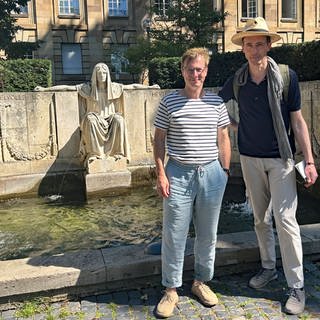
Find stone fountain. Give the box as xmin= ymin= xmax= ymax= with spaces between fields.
xmin=0 ymin=80 xmax=320 ymax=200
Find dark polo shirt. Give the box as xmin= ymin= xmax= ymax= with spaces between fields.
xmin=218 ymin=68 xmax=300 ymax=158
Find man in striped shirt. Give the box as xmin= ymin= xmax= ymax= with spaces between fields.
xmin=154 ymin=47 xmax=231 ymax=318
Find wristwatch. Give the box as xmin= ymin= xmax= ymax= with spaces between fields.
xmin=223 ymin=168 xmax=231 ymax=177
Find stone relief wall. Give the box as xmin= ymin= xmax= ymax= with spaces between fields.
xmin=0 ymin=93 xmax=55 ymax=163
xmin=0 ymin=92 xmax=81 ymax=178
xmin=123 ymin=88 xmax=171 ymax=166
xmin=299 ymin=81 xmax=320 ymax=160
xmin=0 ymin=83 xmax=319 ymax=198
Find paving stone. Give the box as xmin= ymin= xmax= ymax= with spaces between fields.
xmin=1 ymin=263 xmax=320 ymax=319
xmin=1 ymin=309 xmax=17 ymax=320
xmin=96 ymin=294 xmax=113 ymax=304
xmin=112 ymin=291 xmax=129 ymax=304
xmin=95 ymin=305 xmax=113 ymax=319
xmin=127 ymin=289 xmax=141 ymax=300
xmin=202 ymin=316 xmax=216 ymax=320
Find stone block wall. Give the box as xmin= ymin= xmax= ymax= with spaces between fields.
xmin=123 ymin=88 xmax=171 ymax=166
xmin=0 ymin=91 xmax=82 ymax=198
xmin=0 ymin=82 xmax=320 ymax=199
xmin=0 ymin=91 xmax=81 ymax=174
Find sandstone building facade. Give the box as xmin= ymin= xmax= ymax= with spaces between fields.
xmin=12 ymin=0 xmax=320 ymax=84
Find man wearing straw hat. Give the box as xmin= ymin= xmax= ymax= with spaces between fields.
xmin=219 ymin=17 xmax=318 ymax=315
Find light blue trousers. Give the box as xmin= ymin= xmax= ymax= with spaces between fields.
xmin=161 ymin=158 xmax=228 ymax=288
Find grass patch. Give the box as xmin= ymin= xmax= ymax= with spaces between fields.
xmin=14 ymin=299 xmax=46 ymax=318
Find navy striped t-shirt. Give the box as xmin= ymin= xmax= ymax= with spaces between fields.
xmin=154 ymin=90 xmax=230 ymax=164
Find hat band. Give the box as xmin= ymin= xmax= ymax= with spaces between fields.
xmin=245 ymin=28 xmax=269 ymax=33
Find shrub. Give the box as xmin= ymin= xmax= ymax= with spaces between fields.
xmin=0 ymin=59 xmax=51 ymax=92
xmin=149 ymin=40 xmax=320 ymax=88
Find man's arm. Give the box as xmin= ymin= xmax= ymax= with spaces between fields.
xmin=153 ymin=128 xmax=170 ymax=197
xmin=34 ymin=85 xmax=77 ymax=92
xmin=217 ymin=125 xmax=231 ymax=172
xmin=123 ymin=84 xmax=160 ymax=89
xmin=229 ymin=115 xmax=239 ymax=131
xmin=218 ymin=77 xmax=238 ymax=132
xmin=290 ymin=110 xmax=318 ymax=187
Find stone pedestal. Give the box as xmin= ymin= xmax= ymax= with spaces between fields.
xmin=85 ymin=170 xmax=131 ymax=198
xmin=85 ymin=157 xmax=131 ymax=197
xmin=86 ymin=157 xmax=127 ymax=174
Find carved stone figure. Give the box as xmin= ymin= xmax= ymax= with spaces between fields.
xmin=35 ymin=63 xmax=160 ymax=169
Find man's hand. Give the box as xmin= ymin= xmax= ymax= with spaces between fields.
xmin=156 ymin=173 xmax=170 ymax=198
xmin=304 ymin=163 xmax=318 ymax=188
xmin=34 ymin=86 xmax=45 ymax=92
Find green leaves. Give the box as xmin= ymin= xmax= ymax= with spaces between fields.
xmin=0 ymin=0 xmax=29 ymax=50
xmin=126 ymin=0 xmax=228 ymax=82
xmin=0 ymin=59 xmax=52 ymax=92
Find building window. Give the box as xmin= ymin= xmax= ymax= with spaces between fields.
xmin=59 ymin=0 xmax=80 ymax=15
xmin=242 ymin=0 xmax=258 ymax=18
xmin=110 ymin=46 xmax=129 ymax=78
xmin=282 ymin=0 xmax=297 ymax=19
xmin=154 ymin=0 xmax=171 ymax=17
xmin=11 ymin=3 xmax=29 ymax=15
xmin=19 ymin=5 xmax=28 ymax=15
xmin=213 ymin=0 xmax=222 ymax=11
xmin=61 ymin=44 xmax=82 ymax=74
xmin=108 ymin=0 xmax=128 ymax=17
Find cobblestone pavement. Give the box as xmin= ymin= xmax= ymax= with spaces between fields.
xmin=1 ymin=261 xmax=320 ymax=320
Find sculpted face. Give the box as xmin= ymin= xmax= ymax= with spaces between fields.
xmin=96 ymin=64 xmax=109 ymax=83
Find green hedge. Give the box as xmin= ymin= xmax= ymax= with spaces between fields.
xmin=1 ymin=40 xmax=319 ymax=91
xmin=0 ymin=59 xmax=52 ymax=92
xmin=149 ymin=57 xmax=183 ymax=89
xmin=149 ymin=40 xmax=320 ymax=88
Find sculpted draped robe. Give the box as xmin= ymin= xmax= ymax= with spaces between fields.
xmin=77 ymin=63 xmax=130 ymax=165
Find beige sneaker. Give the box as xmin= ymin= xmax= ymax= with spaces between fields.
xmin=248 ymin=268 xmax=278 ymax=289
xmin=191 ymin=282 xmax=218 ymax=306
xmin=156 ymin=290 xmax=179 ymax=318
xmin=284 ymin=288 xmax=305 ymax=315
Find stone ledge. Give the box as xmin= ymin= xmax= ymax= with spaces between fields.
xmin=0 ymin=224 xmax=319 ymax=302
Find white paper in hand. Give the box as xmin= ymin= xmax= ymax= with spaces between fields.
xmin=295 ymin=160 xmax=307 ymax=180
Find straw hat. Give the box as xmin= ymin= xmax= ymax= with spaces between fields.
xmin=231 ymin=17 xmax=281 ymax=46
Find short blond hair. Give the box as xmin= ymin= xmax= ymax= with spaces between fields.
xmin=181 ymin=47 xmax=210 ymax=68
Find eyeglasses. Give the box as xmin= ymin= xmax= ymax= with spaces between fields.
xmin=184 ymin=67 xmax=207 ymax=75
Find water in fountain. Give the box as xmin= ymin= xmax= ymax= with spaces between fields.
xmin=0 ymin=183 xmax=318 ymax=261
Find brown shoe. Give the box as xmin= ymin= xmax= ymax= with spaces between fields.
xmin=191 ymin=282 xmax=218 ymax=306
xmin=156 ymin=290 xmax=179 ymax=318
